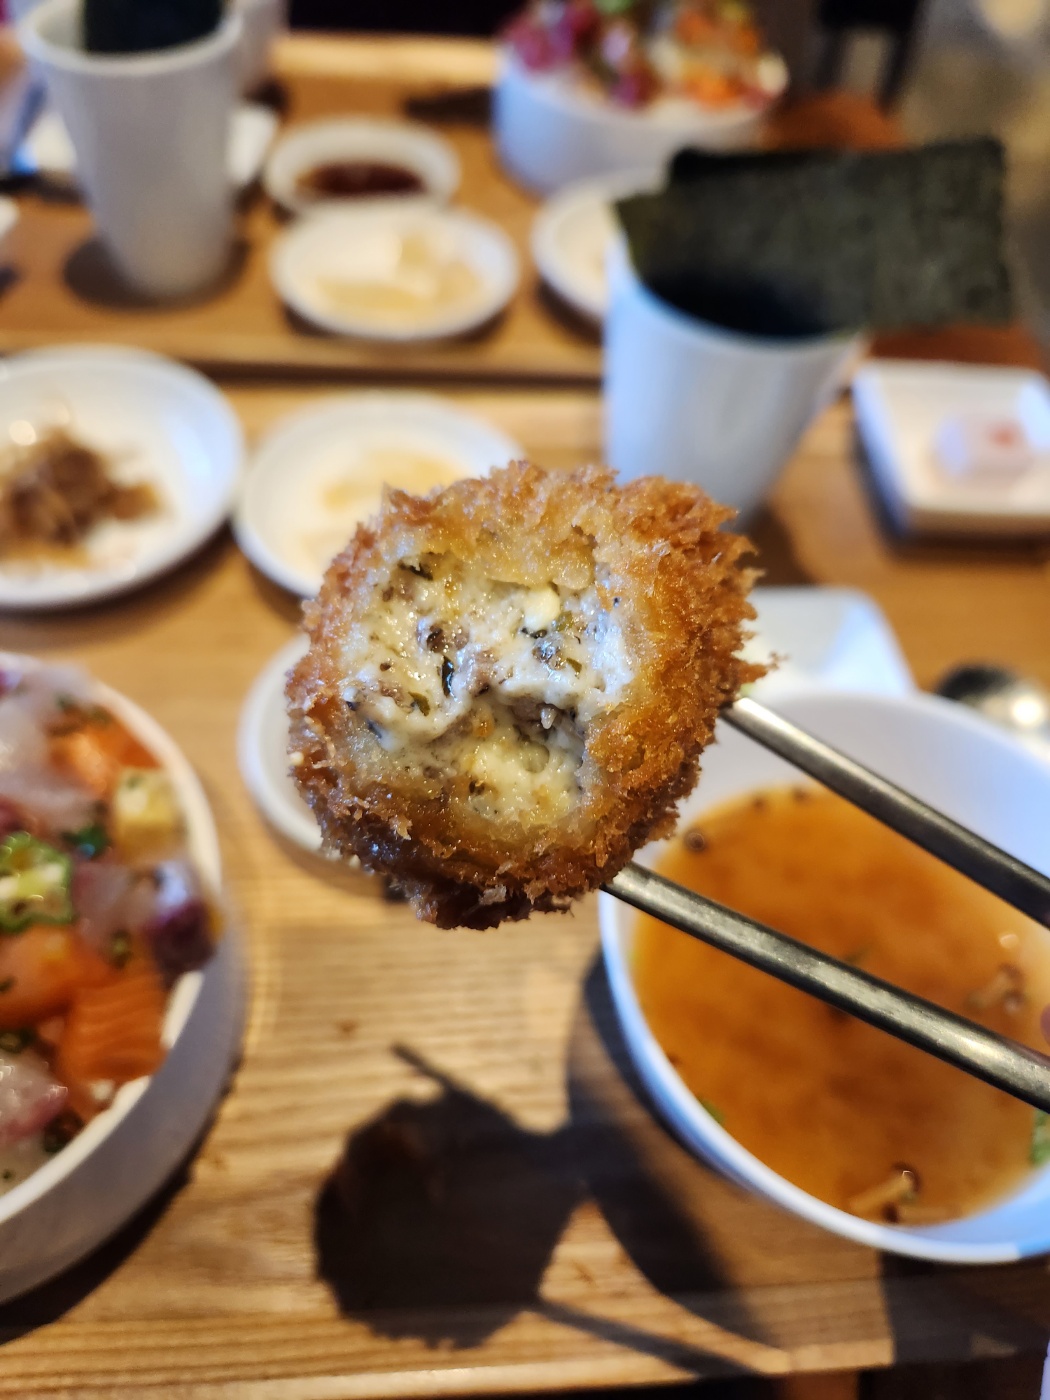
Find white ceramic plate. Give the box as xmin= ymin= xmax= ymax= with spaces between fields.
xmin=238 ymin=633 xmax=319 ymax=853
xmin=532 ymin=169 xmax=658 ymax=321
xmin=270 ymin=204 xmax=520 ymax=342
xmin=0 ymin=653 xmax=244 ymax=1303
xmin=264 ymin=116 xmax=460 ymax=215
xmin=20 ymin=100 xmax=278 ymax=193
xmin=234 ymin=393 xmax=524 ymax=597
xmin=0 ymin=345 xmax=243 ymax=610
xmin=600 ymin=685 xmax=1050 ymax=1263
xmin=853 ymin=360 xmax=1050 ymax=537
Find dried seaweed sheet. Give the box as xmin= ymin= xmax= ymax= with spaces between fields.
xmin=616 ymin=140 xmax=1012 ymax=338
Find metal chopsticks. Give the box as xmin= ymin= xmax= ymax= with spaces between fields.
xmin=603 ymin=696 xmax=1050 ymax=1114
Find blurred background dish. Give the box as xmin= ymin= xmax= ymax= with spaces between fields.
xmin=238 ymin=634 xmax=319 ymax=853
xmin=495 ymin=48 xmax=782 ymax=194
xmin=0 ymin=653 xmax=244 ymax=1304
xmin=264 ymin=116 xmax=460 ymax=215
xmin=269 ymin=204 xmax=520 ymax=340
xmin=853 ymin=360 xmax=1050 ymax=537
xmin=0 ymin=345 xmax=242 ymax=609
xmin=233 ymin=392 xmax=524 ymax=597
xmin=600 ymin=685 xmax=1050 ymax=1264
xmin=531 ymin=168 xmax=658 ymax=321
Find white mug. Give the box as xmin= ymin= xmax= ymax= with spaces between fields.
xmin=603 ymin=240 xmax=863 ymax=522
xmin=20 ymin=0 xmax=241 ymax=301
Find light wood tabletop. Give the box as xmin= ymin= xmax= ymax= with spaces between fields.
xmin=0 ymin=29 xmax=1048 ymax=1400
xmin=0 ymin=382 xmax=1046 ymax=1399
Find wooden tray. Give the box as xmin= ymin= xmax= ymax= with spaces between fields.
xmin=1 ymin=383 xmax=1049 ymax=1398
xmin=0 ymin=34 xmax=606 ymax=385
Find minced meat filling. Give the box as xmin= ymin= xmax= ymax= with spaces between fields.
xmin=337 ymin=551 xmax=634 ymax=822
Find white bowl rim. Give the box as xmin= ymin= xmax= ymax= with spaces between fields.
xmin=0 ymin=652 xmax=224 ymax=1228
xmin=269 ymin=204 xmax=521 ymax=343
xmin=0 ymin=343 xmax=244 ymax=610
xmin=263 ymin=115 xmax=461 ymax=215
xmin=599 ymin=682 xmax=1050 ymax=1264
xmin=498 ymin=46 xmax=783 ymax=128
xmin=233 ymin=390 xmax=526 ymax=597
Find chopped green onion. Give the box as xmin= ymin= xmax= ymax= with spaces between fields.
xmin=109 ymin=930 xmax=132 ymax=969
xmin=63 ymin=822 xmax=110 ymax=861
xmin=0 ymin=832 xmax=75 ymax=933
xmin=1031 ymin=1111 xmax=1050 ymax=1166
xmin=700 ymin=1099 xmax=725 ymax=1126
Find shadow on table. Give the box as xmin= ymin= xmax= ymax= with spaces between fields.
xmin=313 ymin=965 xmax=770 ymax=1373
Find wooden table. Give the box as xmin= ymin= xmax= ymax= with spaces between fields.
xmin=0 ymin=382 xmax=1046 ymax=1399
xmin=0 ymin=31 xmax=1049 ymax=1400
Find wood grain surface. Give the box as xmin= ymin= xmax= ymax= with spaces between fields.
xmin=0 ymin=383 xmax=1046 ymax=1398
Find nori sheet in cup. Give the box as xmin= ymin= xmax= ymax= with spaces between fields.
xmin=615 ymin=140 xmax=1012 ymax=339
xmin=84 ymin=0 xmax=222 ymax=54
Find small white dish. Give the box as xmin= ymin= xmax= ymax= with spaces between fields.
xmin=853 ymin=360 xmax=1050 ymax=537
xmin=532 ymin=169 xmax=658 ymax=321
xmin=263 ymin=117 xmax=460 ymax=216
xmin=0 ymin=198 xmax=19 ymax=244
xmin=234 ymin=392 xmax=523 ymax=597
xmin=270 ymin=204 xmax=520 ymax=343
xmin=0 ymin=653 xmax=244 ymax=1303
xmin=238 ymin=634 xmax=319 ymax=853
xmin=747 ymin=585 xmax=913 ymax=699
xmin=20 ymin=100 xmax=278 ymax=194
xmin=495 ymin=50 xmax=782 ymax=195
xmin=0 ymin=345 xmax=243 ymax=610
xmin=600 ymin=685 xmax=1050 ymax=1264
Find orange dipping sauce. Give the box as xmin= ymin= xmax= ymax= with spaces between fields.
xmin=633 ymin=786 xmax=1050 ymax=1222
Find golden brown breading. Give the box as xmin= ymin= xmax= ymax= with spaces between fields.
xmin=287 ymin=461 xmax=760 ymax=928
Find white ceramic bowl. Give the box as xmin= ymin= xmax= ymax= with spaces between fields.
xmin=495 ymin=49 xmax=779 ymax=195
xmin=233 ymin=392 xmax=524 ymax=597
xmin=0 ymin=345 xmax=243 ymax=610
xmin=270 ymin=204 xmax=520 ymax=343
xmin=264 ymin=117 xmax=460 ymax=216
xmin=599 ymin=685 xmax=1050 ymax=1264
xmin=0 ymin=655 xmax=245 ymax=1303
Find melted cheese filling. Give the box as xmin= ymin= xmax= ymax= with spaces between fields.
xmin=340 ymin=553 xmax=633 ymax=822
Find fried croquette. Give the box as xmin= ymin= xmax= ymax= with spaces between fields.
xmin=287 ymin=461 xmax=760 ymax=929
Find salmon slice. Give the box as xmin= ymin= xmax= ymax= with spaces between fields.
xmin=55 ymin=956 xmax=166 ymax=1117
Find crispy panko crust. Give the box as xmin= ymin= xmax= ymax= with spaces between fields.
xmin=287 ymin=461 xmax=761 ymax=928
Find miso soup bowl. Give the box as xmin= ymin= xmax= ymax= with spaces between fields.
xmin=599 ymin=685 xmax=1050 ymax=1263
